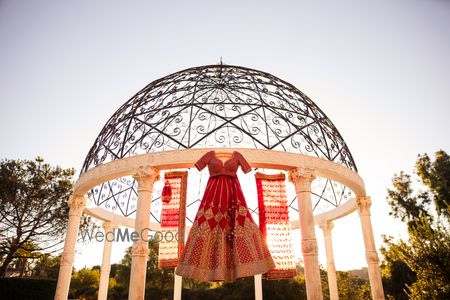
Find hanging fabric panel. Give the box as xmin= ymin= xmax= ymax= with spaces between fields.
xmin=158 ymin=171 xmax=187 ymax=268
xmin=255 ymin=172 xmax=297 ymax=279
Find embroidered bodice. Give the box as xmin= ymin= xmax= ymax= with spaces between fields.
xmin=195 ymin=151 xmax=252 ymax=177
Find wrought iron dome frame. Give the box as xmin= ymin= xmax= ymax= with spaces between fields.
xmin=81 ymin=64 xmax=357 ymax=217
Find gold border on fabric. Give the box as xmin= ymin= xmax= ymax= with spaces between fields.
xmin=176 ymin=221 xmax=275 ymax=282
xmin=255 ymin=172 xmax=297 ymax=280
xmin=158 ymin=171 xmax=188 ymax=268
xmin=254 ymin=172 xmax=286 ymax=181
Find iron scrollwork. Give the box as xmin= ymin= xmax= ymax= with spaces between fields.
xmin=81 ymin=64 xmax=358 ymax=217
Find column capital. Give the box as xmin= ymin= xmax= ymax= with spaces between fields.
xmin=102 ymin=221 xmax=117 ymax=232
xmin=288 ymin=167 xmax=316 ymax=182
xmin=133 ymin=166 xmax=159 ymax=190
xmin=131 ymin=241 xmax=149 ymax=257
xmin=356 ymin=196 xmax=372 ymax=216
xmin=68 ymin=195 xmax=86 ymax=216
xmin=288 ymin=168 xmax=316 ymax=192
xmin=319 ymin=220 xmax=334 ymax=235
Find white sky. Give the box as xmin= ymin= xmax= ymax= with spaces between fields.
xmin=1 ymin=0 xmax=450 ymax=271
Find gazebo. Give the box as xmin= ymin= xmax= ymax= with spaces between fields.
xmin=54 ymin=65 xmax=384 ymax=300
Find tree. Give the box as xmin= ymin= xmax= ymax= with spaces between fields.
xmin=9 ymin=241 xmax=40 ymax=277
xmin=0 ymin=157 xmax=77 ymax=277
xmin=382 ymin=150 xmax=450 ymax=299
xmin=146 ymin=239 xmax=174 ymax=290
xmin=32 ymin=253 xmax=61 ymax=279
xmin=386 ymin=171 xmax=431 ymax=223
xmin=380 ymin=239 xmax=416 ymax=300
xmin=106 ymin=239 xmax=175 ymax=299
xmin=415 ymin=151 xmax=450 ymax=219
xmin=334 ymin=271 xmax=370 ymax=300
xmin=69 ymin=267 xmax=100 ymax=300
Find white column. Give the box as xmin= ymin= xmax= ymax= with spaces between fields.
xmin=128 ymin=167 xmax=159 ymax=300
xmin=254 ymin=274 xmax=263 ymax=300
xmin=356 ymin=196 xmax=384 ymax=300
xmin=173 ymin=229 xmax=184 ymax=300
xmin=173 ymin=274 xmax=182 ymax=300
xmin=98 ymin=221 xmax=116 ymax=300
xmin=288 ymin=168 xmax=323 ymax=300
xmin=54 ymin=195 xmax=87 ymax=300
xmin=319 ymin=220 xmax=338 ymax=300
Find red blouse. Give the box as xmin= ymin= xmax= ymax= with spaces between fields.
xmin=195 ymin=151 xmax=252 ymax=177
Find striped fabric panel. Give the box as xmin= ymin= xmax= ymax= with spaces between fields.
xmin=158 ymin=171 xmax=187 ymax=268
xmin=255 ymin=172 xmax=297 ymax=279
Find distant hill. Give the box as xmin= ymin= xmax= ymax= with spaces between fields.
xmin=346 ymin=267 xmax=369 ymax=281
xmin=294 ymin=261 xmax=369 ymax=282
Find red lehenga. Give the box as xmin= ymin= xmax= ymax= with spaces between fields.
xmin=175 ymin=150 xmax=275 ymax=282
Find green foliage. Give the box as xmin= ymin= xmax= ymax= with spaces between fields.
xmin=182 ymin=276 xmax=210 ymax=290
xmin=19 ymin=243 xmax=371 ymax=300
xmin=66 ymin=240 xmax=371 ymax=299
xmin=399 ymin=218 xmax=449 ymax=299
xmin=383 ymin=150 xmax=450 ymax=299
xmin=105 ymin=240 xmax=175 ymax=299
xmin=263 ymin=275 xmax=307 ymax=300
xmin=180 ymin=276 xmax=307 ymax=300
xmin=106 ymin=251 xmax=131 ymax=299
xmin=386 ymin=171 xmax=431 ymax=223
xmin=357 ymin=282 xmax=372 ymax=300
xmin=319 ymin=267 xmax=370 ymax=300
xmin=146 ymin=239 xmax=175 ymax=290
xmin=6 ymin=240 xmax=40 ymax=277
xmin=69 ymin=267 xmax=100 ymax=300
xmin=335 ymin=271 xmax=370 ymax=300
xmin=416 ymin=151 xmax=450 ymax=219
xmin=0 ymin=157 xmax=73 ymax=277
xmin=380 ymin=239 xmax=415 ymax=300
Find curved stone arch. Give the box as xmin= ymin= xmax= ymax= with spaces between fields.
xmin=75 ymin=148 xmax=364 ymax=232
xmin=75 ymin=148 xmax=365 ymax=197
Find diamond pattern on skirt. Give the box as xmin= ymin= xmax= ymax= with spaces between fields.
xmin=176 ymin=175 xmax=275 ymax=282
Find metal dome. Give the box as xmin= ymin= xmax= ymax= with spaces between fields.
xmin=82 ymin=64 xmax=356 ymax=173
xmin=82 ymin=64 xmax=357 ymax=217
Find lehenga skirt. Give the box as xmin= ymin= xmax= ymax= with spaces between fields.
xmin=176 ymin=175 xmax=275 ymax=282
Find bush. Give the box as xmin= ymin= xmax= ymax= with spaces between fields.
xmin=0 ymin=277 xmax=57 ymax=300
